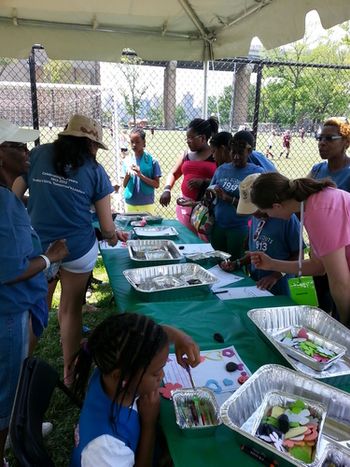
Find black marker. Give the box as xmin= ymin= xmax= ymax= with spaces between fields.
xmin=241 ymin=445 xmax=278 ymax=466
xmin=213 ymin=290 xmax=228 ymax=294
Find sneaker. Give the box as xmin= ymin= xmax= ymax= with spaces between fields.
xmin=5 ymin=422 xmax=53 ymax=450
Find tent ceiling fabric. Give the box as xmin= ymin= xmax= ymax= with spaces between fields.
xmin=0 ymin=0 xmax=349 ymax=61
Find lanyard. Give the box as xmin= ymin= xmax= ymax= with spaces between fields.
xmin=298 ymin=201 xmax=304 ymax=278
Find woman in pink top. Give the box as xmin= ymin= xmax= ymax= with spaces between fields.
xmin=246 ymin=172 xmax=350 ymax=327
xmin=159 ymin=117 xmax=218 ymax=232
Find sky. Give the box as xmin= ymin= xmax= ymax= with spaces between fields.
xmin=100 ymin=11 xmax=347 ymax=110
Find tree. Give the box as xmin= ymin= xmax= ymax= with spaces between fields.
xmin=175 ymin=105 xmax=187 ymax=128
xmin=120 ymin=49 xmax=148 ymax=125
xmin=207 ymin=85 xmax=233 ymax=127
xmin=259 ymin=34 xmax=350 ymax=127
xmin=148 ymin=102 xmax=164 ymax=127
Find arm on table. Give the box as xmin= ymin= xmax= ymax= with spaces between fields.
xmin=162 ymin=325 xmax=200 ymax=368
xmin=94 ymin=195 xmax=128 ymax=245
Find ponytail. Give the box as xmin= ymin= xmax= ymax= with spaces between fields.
xmin=188 ymin=116 xmax=219 ymax=141
xmin=251 ymin=173 xmax=336 ymax=209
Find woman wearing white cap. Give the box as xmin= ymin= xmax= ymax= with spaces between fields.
xmin=0 ymin=120 xmax=68 ymax=464
xmin=13 ymin=114 xmax=128 ymax=384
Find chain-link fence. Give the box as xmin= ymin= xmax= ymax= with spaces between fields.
xmin=1 ymin=46 xmax=350 ymax=217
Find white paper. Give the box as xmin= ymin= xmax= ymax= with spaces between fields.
xmin=208 ymin=264 xmax=244 ymax=291
xmin=163 ymin=346 xmax=251 ymax=395
xmin=176 ymin=243 xmax=214 ymax=255
xmin=215 ymin=286 xmax=273 ymax=300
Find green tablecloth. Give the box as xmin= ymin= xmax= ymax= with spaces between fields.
xmin=100 ymin=220 xmax=350 ymax=467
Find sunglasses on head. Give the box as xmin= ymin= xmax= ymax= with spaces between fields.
xmin=253 ymin=219 xmax=266 ymax=242
xmin=0 ymin=142 xmax=28 ymax=150
xmin=315 ymin=135 xmax=342 ymax=142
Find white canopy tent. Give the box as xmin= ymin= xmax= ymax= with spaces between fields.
xmin=0 ymin=0 xmax=349 ymax=62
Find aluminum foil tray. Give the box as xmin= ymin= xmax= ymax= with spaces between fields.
xmin=123 ymin=263 xmax=217 ymax=293
xmin=127 ymin=240 xmax=183 ymax=263
xmin=247 ymin=306 xmax=350 ymax=379
xmin=171 ymin=388 xmax=221 ymax=436
xmin=251 ymin=390 xmax=327 ymax=465
xmin=185 ymin=250 xmax=231 ymax=263
xmin=133 ymin=226 xmax=179 ymax=238
xmin=220 ymin=364 xmax=350 ymax=467
xmin=319 ymin=443 xmax=350 ymax=466
xmin=114 ymin=212 xmax=152 ymax=224
xmin=275 ymin=326 xmax=347 ymax=372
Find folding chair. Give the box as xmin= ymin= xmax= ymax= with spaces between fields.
xmin=9 ymin=356 xmax=81 ymax=467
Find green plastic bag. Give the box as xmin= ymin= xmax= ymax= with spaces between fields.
xmin=288 ymin=276 xmax=318 ymax=307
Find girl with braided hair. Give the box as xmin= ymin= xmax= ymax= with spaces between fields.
xmin=244 ymin=172 xmax=350 ymax=327
xmin=71 ymin=313 xmax=199 ymax=467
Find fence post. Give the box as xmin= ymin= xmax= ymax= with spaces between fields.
xmin=28 ymin=45 xmax=41 ymax=145
xmin=252 ymin=60 xmax=263 ymax=145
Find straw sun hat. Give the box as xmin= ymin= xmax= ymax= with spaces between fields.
xmin=58 ymin=114 xmax=108 ymax=150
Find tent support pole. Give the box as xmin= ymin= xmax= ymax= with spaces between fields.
xmin=28 ymin=45 xmax=42 ymax=145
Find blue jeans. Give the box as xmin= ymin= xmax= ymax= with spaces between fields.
xmin=0 ymin=311 xmax=29 ymax=429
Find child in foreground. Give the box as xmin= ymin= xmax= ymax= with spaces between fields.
xmin=220 ymin=174 xmax=302 ymax=296
xmin=70 ymin=313 xmax=199 ymax=467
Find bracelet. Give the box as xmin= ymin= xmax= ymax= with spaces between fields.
xmin=163 ymin=188 xmax=171 ymax=193
xmin=39 ymin=254 xmax=51 ymax=271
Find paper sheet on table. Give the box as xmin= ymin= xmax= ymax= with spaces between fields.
xmin=99 ymin=240 xmax=128 ymax=250
xmin=176 ymin=243 xmax=214 ymax=255
xmin=208 ymin=264 xmax=244 ymax=291
xmin=215 ymin=286 xmax=273 ymax=300
xmin=163 ymin=346 xmax=251 ymax=396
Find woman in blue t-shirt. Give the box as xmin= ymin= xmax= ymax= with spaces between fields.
xmin=0 ymin=120 xmax=68 ymax=463
xmin=13 ymin=114 xmax=128 ymax=385
xmin=123 ymin=127 xmax=161 ymax=215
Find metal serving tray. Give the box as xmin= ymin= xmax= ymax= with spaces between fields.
xmin=185 ymin=250 xmax=231 ymax=263
xmin=133 ymin=226 xmax=179 ymax=238
xmin=123 ymin=263 xmax=217 ymax=293
xmin=171 ymin=388 xmax=221 ymax=436
xmin=274 ymin=326 xmax=347 ymax=372
xmin=319 ymin=442 xmax=350 ymax=466
xmin=247 ymin=306 xmax=350 ymax=379
xmin=220 ymin=364 xmax=350 ymax=467
xmin=127 ymin=240 xmax=183 ymax=263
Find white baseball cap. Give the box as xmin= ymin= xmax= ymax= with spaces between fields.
xmin=236 ymin=173 xmax=261 ymax=215
xmin=0 ymin=119 xmax=40 ymax=145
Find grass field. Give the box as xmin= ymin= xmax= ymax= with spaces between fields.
xmin=9 ymin=127 xmax=321 ymax=466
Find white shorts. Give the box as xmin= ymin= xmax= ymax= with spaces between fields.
xmin=61 ymin=239 xmax=98 ymax=273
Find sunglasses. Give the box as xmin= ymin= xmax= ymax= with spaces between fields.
xmin=253 ymin=219 xmax=266 ymax=242
xmin=0 ymin=142 xmax=28 ymax=150
xmin=315 ymin=135 xmax=342 ymax=142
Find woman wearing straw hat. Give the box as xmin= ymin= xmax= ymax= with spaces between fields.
xmin=0 ymin=119 xmax=68 ymax=464
xmin=14 ymin=114 xmax=128 ymax=384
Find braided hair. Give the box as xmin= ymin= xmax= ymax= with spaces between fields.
xmin=250 ymin=172 xmax=336 ymax=209
xmin=130 ymin=127 xmax=146 ymax=144
xmin=72 ymin=313 xmax=168 ymax=425
xmin=188 ymin=117 xmax=219 ymax=141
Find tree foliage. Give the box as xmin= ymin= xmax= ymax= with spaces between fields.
xmin=120 ymin=50 xmax=148 ymax=125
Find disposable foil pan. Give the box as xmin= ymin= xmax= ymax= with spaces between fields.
xmin=247 ymin=306 xmax=350 ymax=379
xmin=127 ymin=240 xmax=183 ymax=263
xmin=123 ymin=263 xmax=217 ymax=293
xmin=274 ymin=326 xmax=347 ymax=372
xmin=185 ymin=250 xmax=231 ymax=263
xmin=133 ymin=226 xmax=179 ymax=238
xmin=251 ymin=390 xmax=327 ymax=465
xmin=171 ymin=388 xmax=221 ymax=436
xmin=319 ymin=443 xmax=350 ymax=466
xmin=220 ymin=364 xmax=350 ymax=467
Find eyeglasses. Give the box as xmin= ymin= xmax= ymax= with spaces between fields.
xmin=186 ymin=135 xmax=203 ymax=142
xmin=253 ymin=219 xmax=266 ymax=242
xmin=0 ymin=142 xmax=28 ymax=150
xmin=315 ymin=135 xmax=343 ymax=142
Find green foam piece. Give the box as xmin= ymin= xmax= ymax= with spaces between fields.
xmin=290 ymin=445 xmax=312 ymax=463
